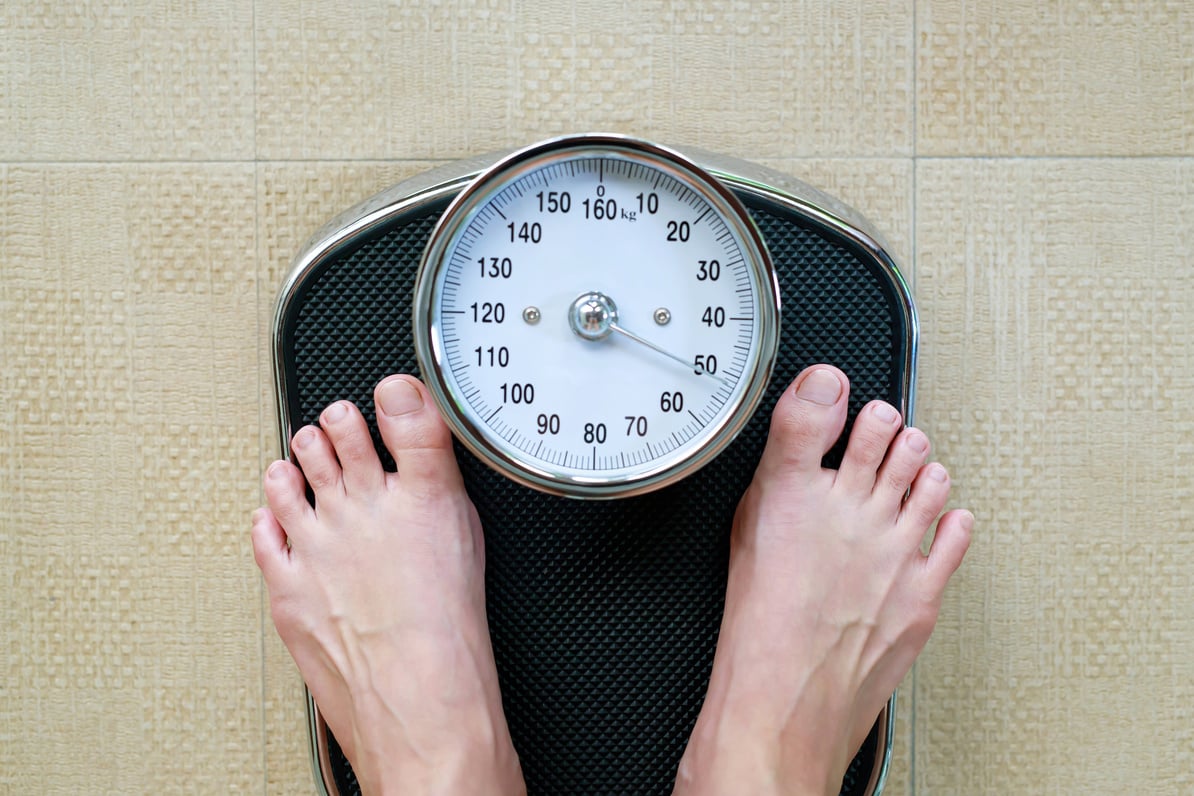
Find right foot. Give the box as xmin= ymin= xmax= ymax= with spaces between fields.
xmin=251 ymin=375 xmax=525 ymax=796
xmin=675 ymin=366 xmax=972 ymax=796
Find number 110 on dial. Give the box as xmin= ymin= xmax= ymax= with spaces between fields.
xmin=414 ymin=134 xmax=780 ymax=499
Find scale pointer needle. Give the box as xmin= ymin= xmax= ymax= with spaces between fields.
xmin=607 ymin=322 xmax=730 ymax=385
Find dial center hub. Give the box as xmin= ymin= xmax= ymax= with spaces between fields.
xmin=569 ymin=291 xmax=618 ymax=341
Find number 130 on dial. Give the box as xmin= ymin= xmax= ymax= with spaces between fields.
xmin=413 ymin=134 xmax=781 ymax=499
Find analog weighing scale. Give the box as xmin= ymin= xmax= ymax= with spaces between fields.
xmin=273 ymin=134 xmax=915 ymax=795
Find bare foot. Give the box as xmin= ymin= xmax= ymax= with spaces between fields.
xmin=674 ymin=366 xmax=972 ymax=796
xmin=251 ymin=375 xmax=525 ymax=796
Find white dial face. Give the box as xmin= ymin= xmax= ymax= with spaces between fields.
xmin=415 ymin=137 xmax=779 ymax=497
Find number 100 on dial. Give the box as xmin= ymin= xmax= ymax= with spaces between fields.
xmin=413 ymin=134 xmax=780 ymax=498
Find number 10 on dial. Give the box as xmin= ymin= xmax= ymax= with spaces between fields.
xmin=413 ymin=134 xmax=780 ymax=498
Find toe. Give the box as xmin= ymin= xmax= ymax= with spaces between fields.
xmin=374 ymin=375 xmax=463 ymax=492
xmin=290 ymin=424 xmax=343 ymax=500
xmin=923 ymin=509 xmax=973 ymax=590
xmin=263 ymin=459 xmax=315 ymax=535
xmin=319 ymin=401 xmax=384 ymax=494
xmin=897 ymin=461 xmax=950 ymax=537
xmin=756 ymin=366 xmax=850 ymax=478
xmin=836 ymin=400 xmax=903 ymax=493
xmin=250 ymin=506 xmax=291 ymax=578
xmin=873 ymin=427 xmax=931 ymax=504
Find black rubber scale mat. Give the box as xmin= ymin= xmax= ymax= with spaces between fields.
xmin=277 ymin=189 xmax=910 ymax=795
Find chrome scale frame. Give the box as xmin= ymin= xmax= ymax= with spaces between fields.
xmin=272 ymin=134 xmax=917 ymax=796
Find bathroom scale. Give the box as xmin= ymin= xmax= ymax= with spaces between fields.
xmin=272 ymin=134 xmax=915 ymax=795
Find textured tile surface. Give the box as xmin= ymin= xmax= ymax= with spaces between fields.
xmin=0 ymin=165 xmax=263 ymax=790
xmin=0 ymin=2 xmax=255 ymax=161
xmin=2 ymin=1 xmax=1192 ymax=793
xmin=918 ymin=0 xmax=1194 ymax=155
xmin=255 ymin=0 xmax=914 ymax=159
xmin=913 ymin=158 xmax=1194 ymax=793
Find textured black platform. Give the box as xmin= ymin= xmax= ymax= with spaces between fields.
xmin=276 ymin=174 xmax=912 ymax=795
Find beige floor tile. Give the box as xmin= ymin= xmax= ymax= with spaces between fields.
xmin=0 ymin=3 xmax=254 ymax=161
xmin=912 ymin=158 xmax=1194 ymax=793
xmin=917 ymin=0 xmax=1194 ymax=155
xmin=0 ymin=164 xmax=264 ymax=791
xmin=3 ymin=0 xmax=1191 ymax=792
xmin=255 ymin=0 xmax=914 ymax=160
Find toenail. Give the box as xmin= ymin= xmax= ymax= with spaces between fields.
xmin=795 ymin=369 xmax=842 ymax=406
xmin=873 ymin=403 xmax=899 ymax=424
xmin=377 ymin=378 xmax=423 ymax=416
xmin=927 ymin=463 xmax=948 ymax=482
xmin=322 ymin=402 xmax=348 ymax=423
xmin=293 ymin=428 xmax=314 ymax=449
xmin=906 ymin=432 xmax=929 ymax=454
xmin=251 ymin=508 xmax=266 ymax=524
xmin=267 ymin=461 xmax=287 ymax=479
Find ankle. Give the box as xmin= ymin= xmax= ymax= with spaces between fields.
xmin=347 ymin=703 xmax=524 ymax=796
xmin=674 ymin=739 xmax=837 ymax=796
xmin=674 ymin=689 xmax=843 ymax=796
xmin=360 ymin=743 xmax=525 ymax=796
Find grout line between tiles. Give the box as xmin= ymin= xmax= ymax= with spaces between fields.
xmin=250 ymin=0 xmax=269 ymax=791
xmin=3 ymin=154 xmax=1194 ymax=167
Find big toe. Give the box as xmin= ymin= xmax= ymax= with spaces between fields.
xmin=756 ymin=365 xmax=850 ymax=478
xmin=374 ymin=375 xmax=464 ymax=492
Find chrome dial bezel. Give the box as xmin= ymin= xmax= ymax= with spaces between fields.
xmin=411 ymin=133 xmax=781 ymax=499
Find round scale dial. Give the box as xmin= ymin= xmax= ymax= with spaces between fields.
xmin=414 ymin=134 xmax=780 ymax=498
